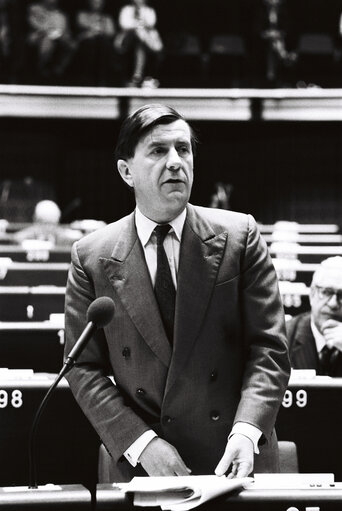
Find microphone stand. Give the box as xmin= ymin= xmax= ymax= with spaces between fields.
xmin=28 ymin=357 xmax=74 ymax=489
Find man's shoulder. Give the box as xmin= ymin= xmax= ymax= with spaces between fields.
xmin=190 ymin=204 xmax=249 ymax=226
xmin=188 ymin=204 xmax=254 ymax=237
xmin=73 ymin=213 xmax=133 ymax=258
xmin=286 ymin=312 xmax=311 ymax=338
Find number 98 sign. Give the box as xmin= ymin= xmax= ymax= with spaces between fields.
xmin=282 ymin=389 xmax=307 ymax=408
xmin=0 ymin=390 xmax=23 ymax=408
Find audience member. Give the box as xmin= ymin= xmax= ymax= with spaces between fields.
xmin=25 ymin=0 xmax=76 ymax=83
xmin=0 ymin=0 xmax=10 ymax=82
xmin=287 ymin=256 xmax=342 ymax=376
xmin=13 ymin=199 xmax=82 ymax=246
xmin=64 ymin=103 xmax=290 ymax=482
xmin=74 ymin=0 xmax=120 ymax=86
xmin=114 ymin=0 xmax=163 ymax=87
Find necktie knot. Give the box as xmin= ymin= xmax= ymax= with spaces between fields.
xmin=154 ymin=224 xmax=172 ymax=245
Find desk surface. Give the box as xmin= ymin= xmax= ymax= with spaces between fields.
xmin=96 ymin=482 xmax=342 ymax=510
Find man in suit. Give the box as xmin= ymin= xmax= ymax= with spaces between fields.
xmin=64 ymin=103 xmax=290 ymax=482
xmin=287 ymin=256 xmax=342 ymax=376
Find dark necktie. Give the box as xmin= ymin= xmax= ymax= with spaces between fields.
xmin=154 ymin=224 xmax=175 ymax=344
xmin=319 ymin=345 xmax=339 ymax=376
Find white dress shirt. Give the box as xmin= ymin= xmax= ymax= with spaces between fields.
xmin=311 ymin=318 xmax=327 ymax=354
xmin=124 ymin=207 xmax=261 ymax=467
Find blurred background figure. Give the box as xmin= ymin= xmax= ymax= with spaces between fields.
xmin=114 ymin=0 xmax=163 ymax=87
xmin=0 ymin=0 xmax=11 ymax=82
xmin=25 ymin=0 xmax=76 ymax=84
xmin=0 ymin=177 xmax=56 ymax=223
xmin=73 ymin=0 xmax=120 ymax=86
xmin=13 ymin=199 xmax=82 ymax=246
xmin=209 ymin=182 xmax=233 ymax=210
xmin=254 ymin=0 xmax=296 ymax=86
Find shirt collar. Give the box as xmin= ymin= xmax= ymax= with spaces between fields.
xmin=311 ymin=317 xmax=327 ymax=353
xmin=135 ymin=206 xmax=186 ymax=247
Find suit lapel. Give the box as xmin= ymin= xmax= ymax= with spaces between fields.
xmin=100 ymin=213 xmax=172 ymax=368
xmin=165 ymin=205 xmax=227 ymax=395
xmin=291 ymin=315 xmax=319 ymax=370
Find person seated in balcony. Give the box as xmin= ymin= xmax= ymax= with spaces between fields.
xmin=25 ymin=0 xmax=76 ymax=83
xmin=74 ymin=0 xmax=120 ymax=86
xmin=287 ymin=257 xmax=342 ymax=376
xmin=0 ymin=0 xmax=11 ymax=82
xmin=13 ymin=200 xmax=82 ymax=246
xmin=114 ymin=0 xmax=163 ymax=87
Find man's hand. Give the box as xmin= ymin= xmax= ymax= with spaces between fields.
xmin=139 ymin=437 xmax=191 ymax=476
xmin=215 ymin=434 xmax=254 ymax=478
xmin=322 ymin=319 xmax=342 ymax=351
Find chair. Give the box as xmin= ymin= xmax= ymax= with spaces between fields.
xmin=278 ymin=440 xmax=299 ymax=473
xmin=295 ymin=33 xmax=336 ymax=86
xmin=160 ymin=32 xmax=204 ymax=87
xmin=206 ymin=34 xmax=247 ymax=87
xmin=98 ymin=444 xmax=113 ymax=483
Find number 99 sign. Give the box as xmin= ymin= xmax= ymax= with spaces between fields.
xmin=282 ymin=389 xmax=307 ymax=408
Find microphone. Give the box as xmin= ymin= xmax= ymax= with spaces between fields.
xmin=63 ymin=296 xmax=115 ymax=373
xmin=28 ymin=296 xmax=115 ymax=489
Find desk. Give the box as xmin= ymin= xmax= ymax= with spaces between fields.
xmin=0 ymin=286 xmax=65 ymax=321
xmin=0 ymin=321 xmax=65 ymax=372
xmin=0 ymin=262 xmax=69 ymax=286
xmin=0 ymin=373 xmax=99 ymax=488
xmin=0 ymin=484 xmax=91 ymax=510
xmin=276 ymin=378 xmax=342 ymax=481
xmin=270 ymin=244 xmax=342 ymax=264
xmin=264 ymin=234 xmax=342 ymax=245
xmin=0 ymin=246 xmax=71 ymax=263
xmin=96 ymin=482 xmax=342 ymax=510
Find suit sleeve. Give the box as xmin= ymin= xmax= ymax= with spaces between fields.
xmin=233 ymin=215 xmax=291 ymax=442
xmin=64 ymin=242 xmax=151 ymax=462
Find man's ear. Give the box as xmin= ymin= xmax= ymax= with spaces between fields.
xmin=117 ymin=159 xmax=134 ymax=188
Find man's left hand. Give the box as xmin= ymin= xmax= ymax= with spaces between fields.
xmin=322 ymin=319 xmax=342 ymax=351
xmin=214 ymin=433 xmax=254 ymax=478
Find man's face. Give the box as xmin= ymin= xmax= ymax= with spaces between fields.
xmin=310 ymin=268 xmax=342 ymax=332
xmin=118 ymin=120 xmax=194 ymax=223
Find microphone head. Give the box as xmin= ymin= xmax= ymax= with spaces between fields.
xmin=87 ymin=296 xmax=115 ymax=328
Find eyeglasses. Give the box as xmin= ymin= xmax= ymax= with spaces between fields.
xmin=314 ymin=285 xmax=342 ymax=306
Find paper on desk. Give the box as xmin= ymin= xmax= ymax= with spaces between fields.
xmin=115 ymin=475 xmax=253 ymax=511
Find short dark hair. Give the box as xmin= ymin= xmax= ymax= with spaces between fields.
xmin=115 ymin=103 xmax=198 ymax=163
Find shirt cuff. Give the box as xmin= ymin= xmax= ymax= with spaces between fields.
xmin=229 ymin=422 xmax=262 ymax=454
xmin=123 ymin=430 xmax=158 ymax=467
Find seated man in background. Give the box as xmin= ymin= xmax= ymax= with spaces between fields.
xmin=13 ymin=199 xmax=82 ymax=246
xmin=114 ymin=0 xmax=163 ymax=87
xmin=287 ymin=256 xmax=342 ymax=376
xmin=26 ymin=0 xmax=75 ymax=83
xmin=74 ymin=0 xmax=120 ymax=86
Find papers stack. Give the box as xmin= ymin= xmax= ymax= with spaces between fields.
xmin=115 ymin=475 xmax=253 ymax=510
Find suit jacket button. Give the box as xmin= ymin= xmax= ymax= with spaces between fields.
xmin=122 ymin=347 xmax=131 ymax=358
xmin=136 ymin=388 xmax=146 ymax=397
xmin=162 ymin=416 xmax=172 ymax=425
xmin=210 ymin=411 xmax=220 ymax=421
xmin=210 ymin=370 xmax=218 ymax=382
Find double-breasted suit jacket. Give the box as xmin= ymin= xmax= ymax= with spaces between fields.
xmin=64 ymin=204 xmax=290 ymax=481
